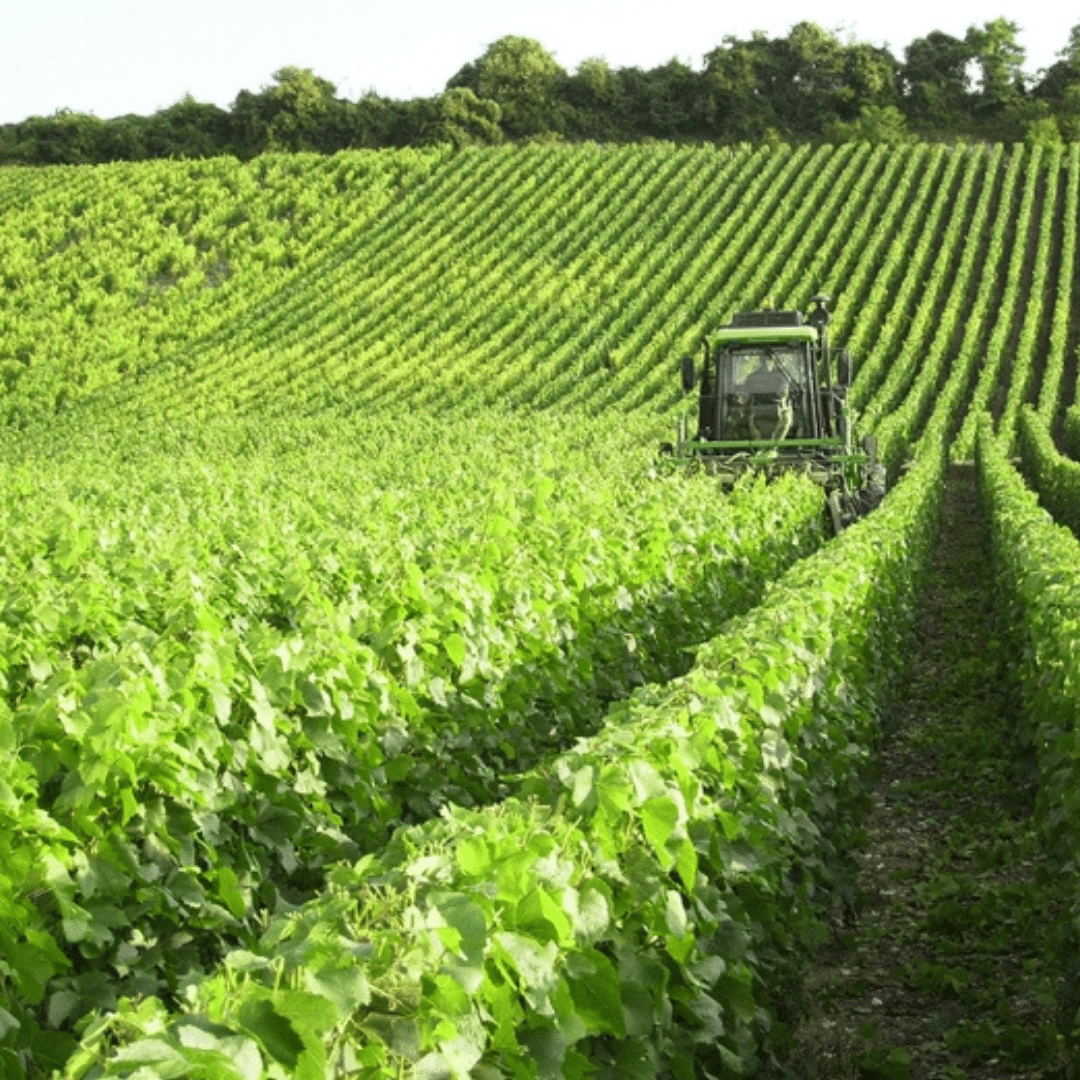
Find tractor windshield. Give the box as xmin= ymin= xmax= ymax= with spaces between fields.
xmin=721 ymin=346 xmax=808 ymax=441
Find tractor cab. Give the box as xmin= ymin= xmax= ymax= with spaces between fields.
xmin=681 ymin=299 xmax=846 ymax=459
xmin=720 ymin=343 xmax=812 ymax=441
xmin=706 ymin=326 xmax=823 ymax=444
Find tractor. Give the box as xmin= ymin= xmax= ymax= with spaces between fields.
xmin=662 ymin=295 xmax=885 ymax=534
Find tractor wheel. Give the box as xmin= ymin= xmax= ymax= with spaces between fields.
xmin=827 ymin=490 xmax=845 ymax=536
xmin=862 ymin=434 xmax=878 ymax=466
xmin=864 ymin=463 xmax=887 ymax=510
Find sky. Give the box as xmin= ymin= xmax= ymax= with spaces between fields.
xmin=0 ymin=0 xmax=1074 ymax=126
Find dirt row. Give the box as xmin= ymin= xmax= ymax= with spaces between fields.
xmin=786 ymin=464 xmax=1069 ymax=1079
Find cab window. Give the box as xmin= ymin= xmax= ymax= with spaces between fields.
xmin=722 ymin=346 xmax=807 ymax=441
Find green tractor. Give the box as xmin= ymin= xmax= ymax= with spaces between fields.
xmin=663 ymin=295 xmax=885 ymax=533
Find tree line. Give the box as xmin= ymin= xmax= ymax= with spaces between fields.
xmin=4 ymin=19 xmax=1080 ymax=164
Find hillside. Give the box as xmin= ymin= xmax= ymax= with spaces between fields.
xmin=3 ymin=144 xmax=1080 ymax=1078
xmin=1 ymin=142 xmax=1077 ymax=444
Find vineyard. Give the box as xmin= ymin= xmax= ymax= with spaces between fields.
xmin=2 ymin=142 xmax=1080 ymax=1077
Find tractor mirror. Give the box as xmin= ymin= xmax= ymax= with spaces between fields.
xmin=680 ymin=356 xmax=696 ymax=394
xmin=837 ymin=351 xmax=851 ymax=386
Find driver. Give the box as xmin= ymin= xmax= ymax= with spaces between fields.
xmin=735 ymin=353 xmax=793 ymax=440
xmin=741 ymin=354 xmax=784 ymax=397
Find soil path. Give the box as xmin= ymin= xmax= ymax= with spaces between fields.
xmin=787 ymin=463 xmax=1067 ymax=1078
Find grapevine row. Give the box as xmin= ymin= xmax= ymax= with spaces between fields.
xmin=1038 ymin=145 xmax=1080 ymax=422
xmin=0 ymin=412 xmax=825 ymax=1057
xmin=846 ymin=145 xmax=976 ymax=410
xmin=63 ymin=383 xmax=950 ymax=1080
xmin=953 ymin=143 xmax=1043 ymax=458
xmin=976 ymin=420 xmax=1080 ymax=1056
xmin=996 ymin=148 xmax=1062 ymax=450
xmin=1 ymin=145 xmax=1078 ymax=436
xmin=875 ymin=144 xmax=1016 ymax=472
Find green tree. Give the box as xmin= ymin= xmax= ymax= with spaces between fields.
xmin=615 ymin=59 xmax=704 ymax=139
xmin=966 ymin=19 xmax=1042 ymax=141
xmin=1033 ymin=23 xmax=1080 ymax=140
xmin=838 ymin=42 xmax=902 ymax=117
xmin=231 ymin=67 xmax=341 ymax=156
xmin=777 ymin=21 xmax=850 ymax=135
xmin=342 ymin=93 xmax=415 ymax=148
xmin=0 ymin=109 xmax=112 ymax=164
xmin=966 ymin=18 xmax=1026 ymax=110
xmin=827 ymin=104 xmax=912 ymax=143
xmin=447 ymin=36 xmax=567 ymax=138
xmin=421 ymin=88 xmax=503 ymax=148
xmin=570 ymin=57 xmax=621 ymax=106
xmin=563 ymin=57 xmax=626 ymax=140
xmin=143 ymin=96 xmax=233 ymax=158
xmin=705 ymin=23 xmax=893 ymax=142
xmin=900 ymin=30 xmax=975 ymax=136
xmin=702 ymin=32 xmax=784 ymax=142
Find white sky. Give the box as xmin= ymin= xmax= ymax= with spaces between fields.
xmin=0 ymin=0 xmax=1074 ymax=125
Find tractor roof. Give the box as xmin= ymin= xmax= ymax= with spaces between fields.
xmin=713 ymin=326 xmax=819 ymax=345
